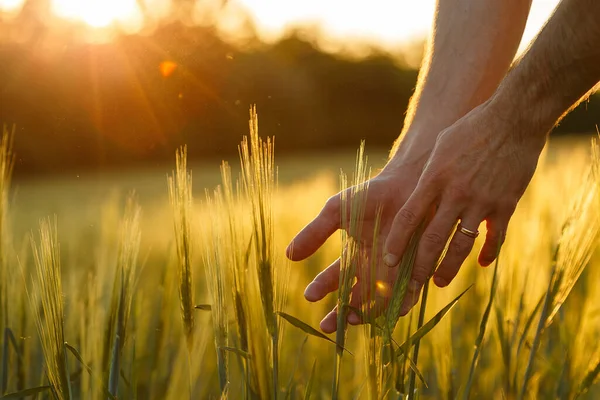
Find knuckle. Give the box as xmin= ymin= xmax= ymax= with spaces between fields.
xmin=449 ymin=237 xmax=472 ymax=256
xmin=422 ymin=232 xmax=445 ymax=248
xmin=411 ymin=264 xmax=432 ymax=284
xmin=397 ymin=208 xmax=419 ymax=227
xmin=446 ymin=183 xmax=470 ymax=203
xmin=500 ymin=198 xmax=518 ymax=214
xmin=322 ymin=195 xmax=341 ymax=219
xmin=422 ymin=167 xmax=445 ymax=185
xmin=475 ymin=193 xmax=495 ymax=208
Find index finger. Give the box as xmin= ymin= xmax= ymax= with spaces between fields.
xmin=286 ymin=194 xmax=341 ymax=261
xmin=383 ymin=180 xmax=437 ymax=267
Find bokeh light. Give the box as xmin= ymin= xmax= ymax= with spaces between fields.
xmin=0 ymin=0 xmax=25 ymax=14
xmin=50 ymin=0 xmax=142 ymax=29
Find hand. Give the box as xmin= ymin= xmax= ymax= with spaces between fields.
xmin=286 ymin=136 xmax=433 ymax=334
xmin=383 ymin=99 xmax=547 ymax=311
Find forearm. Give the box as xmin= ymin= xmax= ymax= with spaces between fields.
xmin=490 ymin=0 xmax=600 ymax=142
xmin=391 ymin=0 xmax=532 ymax=161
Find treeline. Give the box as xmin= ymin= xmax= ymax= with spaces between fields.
xmin=1 ymin=22 xmax=598 ymax=177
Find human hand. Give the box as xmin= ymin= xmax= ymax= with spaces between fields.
xmin=383 ymin=99 xmax=547 ymax=311
xmin=286 ymin=136 xmax=434 ymax=334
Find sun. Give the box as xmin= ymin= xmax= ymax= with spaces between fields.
xmin=51 ymin=0 xmax=141 ymax=28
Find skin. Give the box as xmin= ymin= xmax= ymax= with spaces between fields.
xmin=290 ymin=0 xmax=600 ymax=334
xmin=287 ymin=0 xmax=533 ymax=333
xmin=384 ymin=0 xmax=600 ymax=312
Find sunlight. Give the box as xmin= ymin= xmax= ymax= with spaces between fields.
xmin=51 ymin=0 xmax=141 ymax=28
xmin=0 ymin=0 xmax=25 ymax=12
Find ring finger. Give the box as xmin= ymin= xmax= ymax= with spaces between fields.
xmin=433 ymin=212 xmax=485 ymax=288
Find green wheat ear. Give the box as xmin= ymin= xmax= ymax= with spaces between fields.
xmin=168 ymin=145 xmax=195 ymax=352
xmin=332 ymin=141 xmax=370 ymax=400
xmin=27 ymin=217 xmax=72 ymax=400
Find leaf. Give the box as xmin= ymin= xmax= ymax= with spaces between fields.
xmin=304 ymin=360 xmax=317 ymax=400
xmin=220 ymin=346 xmax=251 ymax=359
xmin=276 ymin=312 xmax=352 ymax=355
xmin=517 ymin=294 xmax=544 ymax=356
xmin=0 ymin=385 xmax=51 ymax=399
xmin=463 ymin=252 xmax=501 ymax=400
xmin=220 ymin=383 xmax=230 ymax=400
xmin=64 ymin=342 xmax=117 ymax=400
xmin=195 ymin=304 xmax=212 ymax=311
xmin=575 ymin=356 xmax=600 ymax=398
xmin=400 ymin=351 xmax=428 ymax=388
xmin=397 ymin=285 xmax=472 ymax=358
xmin=285 ymin=336 xmax=308 ymax=400
xmin=64 ymin=342 xmax=92 ymax=375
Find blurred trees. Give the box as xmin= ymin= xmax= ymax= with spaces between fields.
xmin=0 ymin=22 xmax=598 ymax=177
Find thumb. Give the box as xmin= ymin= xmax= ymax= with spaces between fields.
xmin=287 ymin=194 xmax=341 ymax=261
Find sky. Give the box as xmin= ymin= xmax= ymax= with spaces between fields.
xmin=0 ymin=0 xmax=561 ymax=54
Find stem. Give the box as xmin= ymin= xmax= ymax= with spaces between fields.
xmin=463 ymin=254 xmax=500 ymax=399
xmin=332 ymin=303 xmax=347 ymax=400
xmin=408 ymin=279 xmax=430 ymax=400
xmin=272 ymin=325 xmax=279 ymax=400
xmin=2 ymin=328 xmax=8 ymax=395
xmin=518 ymin=266 xmax=556 ymax=400
xmin=186 ymin=349 xmax=193 ymax=400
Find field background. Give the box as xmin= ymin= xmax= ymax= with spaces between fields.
xmin=2 ymin=133 xmax=600 ymax=399
xmin=3 ymin=3 xmax=600 ymax=397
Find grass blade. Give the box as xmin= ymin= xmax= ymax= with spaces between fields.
xmin=285 ymin=336 xmax=308 ymax=400
xmin=575 ymin=357 xmax=600 ymax=399
xmin=220 ymin=347 xmax=251 ymax=360
xmin=462 ymin=251 xmax=501 ymax=399
xmin=64 ymin=343 xmax=92 ymax=375
xmin=304 ymin=360 xmax=317 ymax=400
xmin=397 ymin=285 xmax=472 ymax=358
xmin=1 ymin=328 xmax=8 ymax=395
xmin=0 ymin=385 xmax=51 ymax=399
xmin=194 ymin=304 xmax=212 ymax=311
xmin=407 ymin=278 xmax=430 ymax=400
xmin=518 ymin=264 xmax=557 ymax=400
xmin=276 ymin=312 xmax=338 ymax=348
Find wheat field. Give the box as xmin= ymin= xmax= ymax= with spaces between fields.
xmin=1 ymin=115 xmax=600 ymax=399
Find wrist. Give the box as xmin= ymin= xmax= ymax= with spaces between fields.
xmin=386 ymin=128 xmax=437 ymax=174
xmin=485 ymin=81 xmax=553 ymax=150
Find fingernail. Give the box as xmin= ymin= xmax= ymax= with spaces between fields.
xmin=383 ymin=253 xmax=399 ymax=267
xmin=348 ymin=312 xmax=360 ymax=325
xmin=434 ymin=276 xmax=448 ymax=287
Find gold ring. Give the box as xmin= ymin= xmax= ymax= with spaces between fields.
xmin=458 ymin=224 xmax=479 ymax=239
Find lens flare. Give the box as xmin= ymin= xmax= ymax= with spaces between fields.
xmin=160 ymin=61 xmax=178 ymax=78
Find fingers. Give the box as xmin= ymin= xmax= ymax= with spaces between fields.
xmin=433 ymin=214 xmax=483 ymax=288
xmin=408 ymin=204 xmax=459 ymax=291
xmin=399 ymin=280 xmax=422 ymax=316
xmin=478 ymin=217 xmax=508 ymax=266
xmin=286 ymin=194 xmax=342 ymax=261
xmin=384 ymin=183 xmax=437 ymax=267
xmin=320 ymin=307 xmax=338 ymax=334
xmin=304 ymin=258 xmax=340 ymax=302
xmin=320 ymin=282 xmax=365 ymax=333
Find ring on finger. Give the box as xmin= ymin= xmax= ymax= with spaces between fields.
xmin=457 ymin=223 xmax=479 ymax=239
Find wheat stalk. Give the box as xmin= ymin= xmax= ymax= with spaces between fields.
xmin=27 ymin=217 xmax=72 ymax=400
xmin=168 ymin=146 xmax=195 ymax=352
